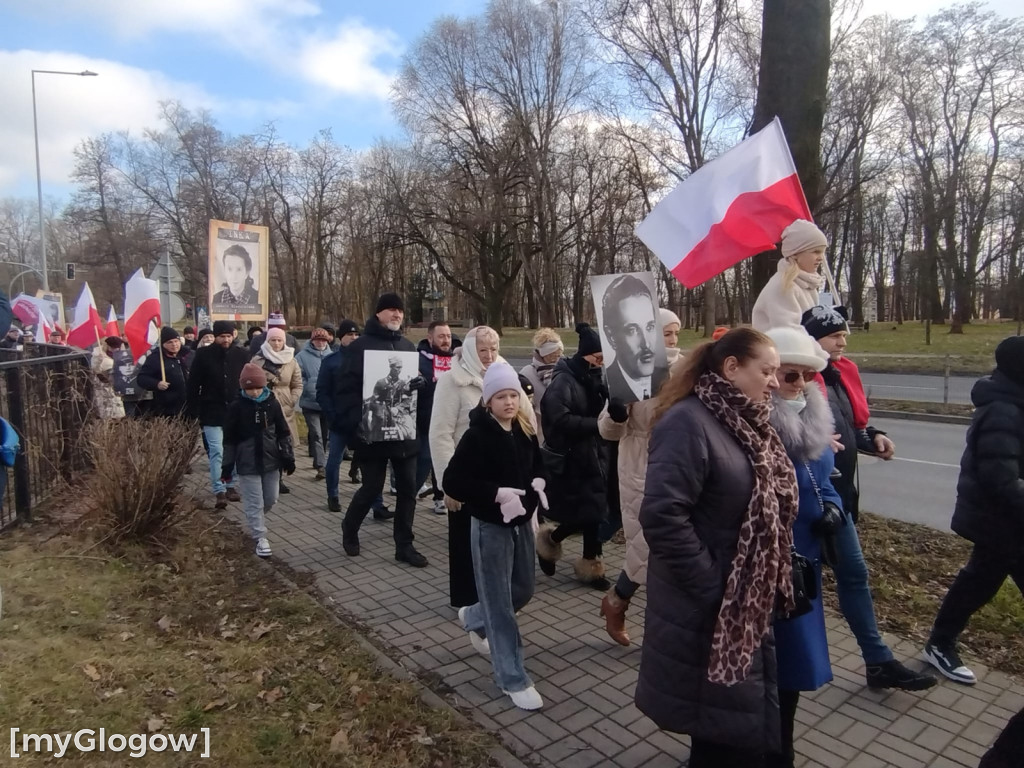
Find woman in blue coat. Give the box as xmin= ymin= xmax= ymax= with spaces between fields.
xmin=765 ymin=328 xmax=840 ymax=768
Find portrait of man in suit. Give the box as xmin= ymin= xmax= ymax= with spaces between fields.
xmin=595 ymin=272 xmax=668 ymax=404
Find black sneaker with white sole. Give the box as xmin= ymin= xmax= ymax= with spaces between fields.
xmin=923 ymin=642 xmax=977 ymax=685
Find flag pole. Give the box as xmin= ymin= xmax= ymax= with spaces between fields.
xmin=155 ymin=321 xmax=166 ymax=383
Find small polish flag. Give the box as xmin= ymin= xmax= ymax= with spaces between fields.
xmin=11 ymin=294 xmax=56 ymax=333
xmin=66 ymin=283 xmax=106 ymax=349
xmin=123 ymin=269 xmax=162 ymax=363
xmin=105 ymin=306 xmax=120 ymax=338
xmin=636 ymin=117 xmax=812 ymax=288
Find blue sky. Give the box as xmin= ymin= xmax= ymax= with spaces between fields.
xmin=0 ymin=0 xmax=1016 ymax=201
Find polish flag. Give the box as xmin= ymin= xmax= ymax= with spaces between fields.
xmin=11 ymin=294 xmax=56 ymax=333
xmin=66 ymin=283 xmax=106 ymax=349
xmin=104 ymin=306 xmax=120 ymax=338
xmin=636 ymin=117 xmax=812 ymax=288
xmin=123 ymin=269 xmax=162 ymax=363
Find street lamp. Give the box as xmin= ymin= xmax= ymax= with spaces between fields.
xmin=32 ymin=68 xmax=98 ymax=291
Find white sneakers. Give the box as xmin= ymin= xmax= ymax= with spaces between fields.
xmin=255 ymin=538 xmax=272 ymax=558
xmin=503 ymin=686 xmax=543 ymax=710
xmin=433 ymin=499 xmax=447 ymax=515
xmin=457 ymin=607 xmax=491 ymax=656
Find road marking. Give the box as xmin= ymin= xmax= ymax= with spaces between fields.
xmin=891 ymin=457 xmax=960 ymax=469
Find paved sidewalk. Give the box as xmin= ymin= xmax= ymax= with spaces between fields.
xmin=206 ymin=455 xmax=1022 ymax=768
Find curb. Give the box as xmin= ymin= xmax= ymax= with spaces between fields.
xmin=872 ymin=409 xmax=972 ymax=426
xmin=254 ymin=557 xmax=534 ymax=768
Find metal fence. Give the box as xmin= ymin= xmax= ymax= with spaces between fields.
xmin=0 ymin=343 xmax=93 ymax=531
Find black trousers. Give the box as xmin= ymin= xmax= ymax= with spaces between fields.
xmin=343 ymin=454 xmax=417 ymax=551
xmin=688 ymin=738 xmax=765 ymax=768
xmin=930 ymin=545 xmax=1024 ymax=645
xmin=765 ymin=690 xmax=800 ymax=768
xmin=551 ymin=521 xmax=602 ymax=559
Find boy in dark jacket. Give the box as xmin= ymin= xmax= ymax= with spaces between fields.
xmin=221 ymin=363 xmax=295 ymax=558
xmin=924 ymin=336 xmax=1024 ymax=685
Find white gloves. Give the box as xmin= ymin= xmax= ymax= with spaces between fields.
xmin=495 ymin=487 xmax=527 ymax=523
xmin=531 ymin=477 xmax=549 ymax=511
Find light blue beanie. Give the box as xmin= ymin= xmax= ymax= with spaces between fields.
xmin=482 ymin=363 xmax=521 ymax=403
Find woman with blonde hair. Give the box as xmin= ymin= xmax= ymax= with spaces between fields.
xmin=751 ymin=219 xmax=828 ymax=331
xmin=519 ymin=327 xmax=563 ymax=444
xmin=636 ymin=327 xmax=798 ymax=766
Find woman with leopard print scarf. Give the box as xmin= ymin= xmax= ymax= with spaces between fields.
xmin=635 ymin=327 xmax=798 ymax=768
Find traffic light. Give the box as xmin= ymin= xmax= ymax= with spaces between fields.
xmin=65 ymin=263 xmax=75 ymax=280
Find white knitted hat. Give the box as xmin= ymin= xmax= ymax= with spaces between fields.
xmin=764 ymin=327 xmax=827 ymax=372
xmin=659 ymin=308 xmax=681 ymax=329
xmin=780 ymin=219 xmax=828 ymax=259
xmin=482 ymin=363 xmax=522 ymax=403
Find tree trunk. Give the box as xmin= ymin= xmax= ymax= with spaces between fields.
xmin=749 ymin=0 xmax=831 ymax=298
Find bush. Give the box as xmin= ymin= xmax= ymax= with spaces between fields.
xmin=81 ymin=418 xmax=199 ymax=544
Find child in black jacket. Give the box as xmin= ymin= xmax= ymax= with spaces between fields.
xmin=221 ymin=363 xmax=295 ymax=558
xmin=442 ymin=363 xmax=548 ymax=711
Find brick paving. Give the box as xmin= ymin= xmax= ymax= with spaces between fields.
xmin=203 ymin=453 xmax=1023 ymax=768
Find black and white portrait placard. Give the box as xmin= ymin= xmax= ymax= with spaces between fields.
xmin=208 ymin=220 xmax=269 ymax=321
xmin=589 ymin=271 xmax=669 ymax=404
xmin=360 ymin=350 xmax=420 ymax=443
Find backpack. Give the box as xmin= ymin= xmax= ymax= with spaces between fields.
xmin=0 ymin=417 xmax=20 ymax=467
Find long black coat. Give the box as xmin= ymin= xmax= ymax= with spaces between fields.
xmin=636 ymin=396 xmax=780 ymax=753
xmin=539 ymin=355 xmax=610 ymax=527
xmin=137 ymin=350 xmax=190 ymax=417
xmin=185 ymin=343 xmax=251 ymax=427
xmin=951 ymin=372 xmax=1024 ymax=556
xmin=333 ymin=316 xmax=417 ymax=460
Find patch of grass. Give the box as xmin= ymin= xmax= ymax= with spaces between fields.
xmin=827 ymin=512 xmax=1024 ymax=677
xmin=0 ymin=514 xmax=494 ymax=766
xmin=869 ymin=399 xmax=975 ymax=417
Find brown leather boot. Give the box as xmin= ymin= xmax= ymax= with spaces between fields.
xmin=600 ymin=589 xmax=631 ymax=646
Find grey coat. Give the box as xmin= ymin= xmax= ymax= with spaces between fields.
xmin=635 ymin=396 xmax=780 ymax=753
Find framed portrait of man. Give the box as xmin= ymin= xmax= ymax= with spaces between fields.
xmin=589 ymin=271 xmax=669 ymax=404
xmin=208 ymin=220 xmax=269 ymax=321
xmin=359 ymin=351 xmax=420 ymax=443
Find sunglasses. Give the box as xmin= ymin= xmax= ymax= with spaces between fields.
xmin=781 ymin=370 xmax=818 ymax=384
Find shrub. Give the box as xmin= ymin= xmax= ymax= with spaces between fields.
xmin=80 ymin=417 xmax=199 ymax=544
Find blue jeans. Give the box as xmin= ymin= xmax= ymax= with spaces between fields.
xmin=203 ymin=425 xmax=235 ymax=495
xmin=303 ymin=409 xmax=327 ymax=469
xmin=829 ymin=516 xmax=893 ymax=664
xmin=461 ymin=518 xmax=536 ymax=693
xmin=238 ymin=470 xmax=280 ymax=539
xmin=326 ymin=430 xmax=383 ymax=508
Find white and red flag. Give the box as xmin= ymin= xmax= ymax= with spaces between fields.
xmin=11 ymin=294 xmax=56 ymax=333
xmin=104 ymin=306 xmax=120 ymax=338
xmin=66 ymin=283 xmax=106 ymax=349
xmin=123 ymin=269 xmax=162 ymax=363
xmin=636 ymin=117 xmax=812 ymax=288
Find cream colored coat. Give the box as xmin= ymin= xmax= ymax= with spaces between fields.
xmin=251 ymin=354 xmax=302 ymax=446
xmin=751 ymin=259 xmax=825 ymax=331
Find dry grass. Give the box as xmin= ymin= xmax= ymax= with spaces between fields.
xmin=0 ymin=513 xmax=494 ymax=766
xmin=868 ymin=399 xmax=975 ymax=417
xmin=828 ymin=512 xmax=1024 ymax=677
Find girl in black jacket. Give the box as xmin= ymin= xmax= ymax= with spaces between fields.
xmin=442 ymin=363 xmax=548 ymax=711
xmin=221 ymin=363 xmax=295 ymax=558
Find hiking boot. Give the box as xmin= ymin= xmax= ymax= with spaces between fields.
xmin=348 ymin=468 xmax=360 ymax=484
xmin=396 ymin=548 xmax=428 ymax=568
xmin=432 ymin=499 xmax=447 ymax=515
xmin=372 ymin=505 xmax=395 ymax=521
xmin=923 ymin=642 xmax=976 ymax=685
xmin=342 ymin=525 xmax=360 ymax=556
xmin=279 ymin=482 xmax=290 ymax=495
xmin=315 ymin=468 xmax=326 ymax=481
xmin=225 ymin=488 xmax=241 ymax=503
xmin=600 ymin=589 xmax=631 ymax=647
xmin=214 ymin=492 xmax=227 ymax=510
xmin=255 ymin=537 xmax=272 ymax=558
xmin=327 ymin=496 xmax=341 ymax=513
xmin=866 ymin=659 xmax=937 ymax=691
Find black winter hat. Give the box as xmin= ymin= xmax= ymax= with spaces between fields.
xmin=160 ymin=326 xmax=180 ymax=344
xmin=801 ymin=304 xmax=849 ymax=340
xmin=337 ymin=319 xmax=359 ymax=337
xmin=212 ymin=320 xmax=236 ymax=336
xmin=195 ymin=328 xmax=213 ymax=344
xmin=575 ymin=322 xmax=602 ymax=358
xmin=375 ymin=293 xmax=405 ymax=314
xmin=995 ymin=336 xmax=1024 ymax=386
xmin=246 ymin=326 xmax=264 ymax=341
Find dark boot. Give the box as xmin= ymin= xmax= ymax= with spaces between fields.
xmin=327 ymin=497 xmax=341 ymax=513
xmin=225 ymin=488 xmax=241 ymax=503
xmin=574 ymin=557 xmax=611 ymax=591
xmin=535 ymin=523 xmax=561 ymax=576
xmin=214 ymin=492 xmax=227 ymax=510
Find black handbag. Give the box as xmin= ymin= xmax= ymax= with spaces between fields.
xmin=804 ymin=460 xmax=844 ymax=568
xmin=784 ymin=547 xmax=817 ymax=620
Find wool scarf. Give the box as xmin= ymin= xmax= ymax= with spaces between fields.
xmin=696 ymin=371 xmax=800 ymax=686
xmin=259 ymin=340 xmax=294 ymax=366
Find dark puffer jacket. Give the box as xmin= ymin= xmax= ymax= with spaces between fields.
xmin=951 ymin=372 xmax=1024 ymax=556
xmin=416 ymin=337 xmax=460 ymax=436
xmin=221 ymin=390 xmax=294 ymax=477
xmin=443 ymin=406 xmax=547 ymax=528
xmin=636 ymin=396 xmax=780 ymax=753
xmin=539 ymin=355 xmax=610 ymax=527
xmin=332 ymin=315 xmax=417 ymax=460
xmin=137 ymin=350 xmax=190 ymax=417
xmin=185 ymin=342 xmax=251 ymax=427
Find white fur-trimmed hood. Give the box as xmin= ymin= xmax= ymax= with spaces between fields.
xmin=769 ymin=383 xmax=834 ymax=462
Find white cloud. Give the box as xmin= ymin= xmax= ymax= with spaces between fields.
xmin=0 ymin=50 xmax=216 ymax=194
xmin=297 ymin=21 xmax=401 ymax=99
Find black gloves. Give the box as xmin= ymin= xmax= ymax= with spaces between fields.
xmin=608 ymin=398 xmax=629 ymax=423
xmin=408 ymin=376 xmax=426 ymax=392
xmin=282 ymin=458 xmax=296 ymax=476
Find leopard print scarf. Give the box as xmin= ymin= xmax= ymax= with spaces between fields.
xmin=696 ymin=371 xmax=799 ymax=686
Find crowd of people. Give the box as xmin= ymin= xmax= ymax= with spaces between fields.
xmin=4 ymin=217 xmax=1021 ymax=765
